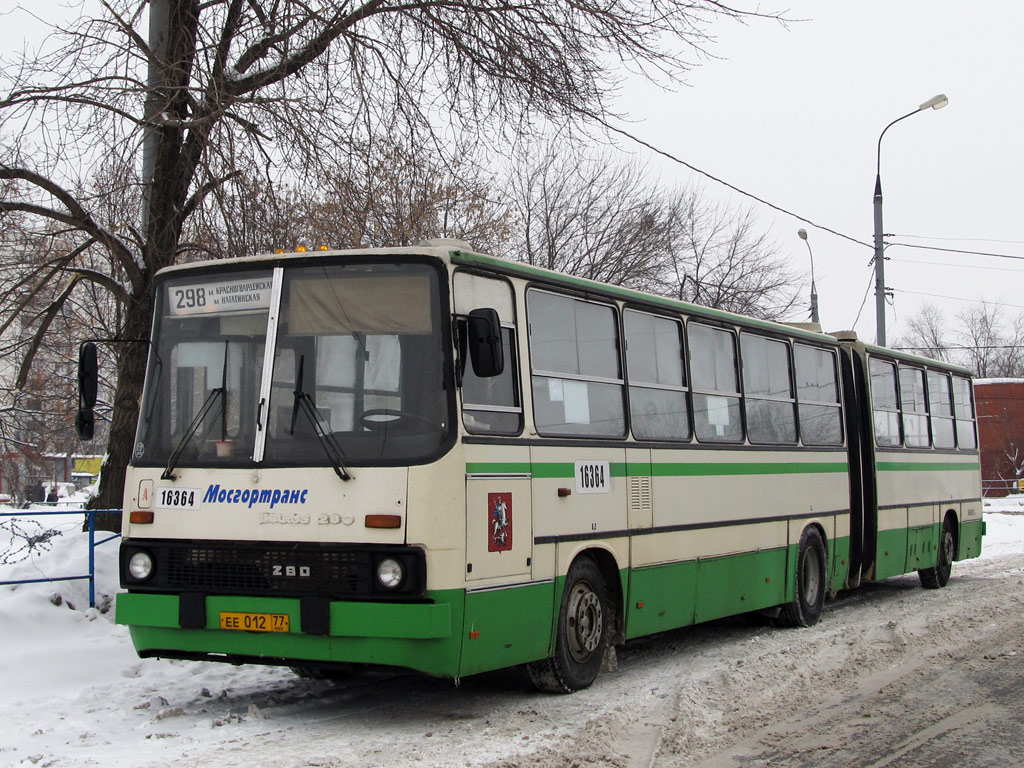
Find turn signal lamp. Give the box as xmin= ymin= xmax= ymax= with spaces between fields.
xmin=365 ymin=514 xmax=402 ymax=529
xmin=129 ymin=510 xmax=155 ymax=524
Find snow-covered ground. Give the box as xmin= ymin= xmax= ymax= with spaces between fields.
xmin=1 ymin=500 xmax=1022 ymax=768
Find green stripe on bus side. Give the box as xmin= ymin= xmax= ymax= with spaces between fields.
xmin=466 ymin=461 xmax=848 ymax=477
xmin=877 ymin=461 xmax=980 ymax=472
xmin=649 ymin=461 xmax=847 ymax=477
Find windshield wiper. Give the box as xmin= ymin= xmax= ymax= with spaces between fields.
xmin=162 ymin=387 xmax=224 ymax=480
xmin=291 ymin=355 xmax=352 ymax=481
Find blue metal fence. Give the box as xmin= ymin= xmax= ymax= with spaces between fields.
xmin=0 ymin=509 xmax=121 ymax=608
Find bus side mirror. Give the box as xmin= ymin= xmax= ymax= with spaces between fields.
xmin=466 ymin=308 xmax=504 ymax=378
xmin=75 ymin=407 xmax=95 ymax=441
xmin=76 ymin=342 xmax=98 ymax=441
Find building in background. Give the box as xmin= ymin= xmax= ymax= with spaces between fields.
xmin=975 ymin=379 xmax=1024 ymax=497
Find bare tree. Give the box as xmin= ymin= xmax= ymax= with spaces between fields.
xmin=896 ymin=301 xmax=1024 ymax=377
xmin=503 ymin=146 xmax=799 ymax=319
xmin=302 ymin=137 xmax=510 ymax=254
xmin=187 ymin=135 xmax=510 ymax=261
xmin=665 ymin=192 xmax=799 ymax=320
xmin=956 ymin=303 xmax=1024 ymax=379
xmin=503 ymin=145 xmax=677 ymax=292
xmin=897 ymin=302 xmax=951 ymax=362
xmin=0 ymin=1 xmax=775 ymax=511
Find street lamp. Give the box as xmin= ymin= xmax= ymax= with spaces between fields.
xmin=873 ymin=94 xmax=949 ymax=347
xmin=797 ymin=228 xmax=819 ymax=324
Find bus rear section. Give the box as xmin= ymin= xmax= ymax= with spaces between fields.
xmin=836 ymin=333 xmax=983 ymax=590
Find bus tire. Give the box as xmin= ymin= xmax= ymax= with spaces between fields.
xmin=527 ymin=556 xmax=609 ymax=693
xmin=778 ymin=526 xmax=826 ymax=628
xmin=919 ymin=516 xmax=955 ymax=589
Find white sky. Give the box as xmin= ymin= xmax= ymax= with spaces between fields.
xmin=616 ymin=1 xmax=1024 ymax=343
xmin=1 ymin=1 xmax=1022 ymax=347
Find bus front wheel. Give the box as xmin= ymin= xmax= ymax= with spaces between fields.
xmin=527 ymin=556 xmax=609 ymax=693
xmin=778 ymin=526 xmax=826 ymax=628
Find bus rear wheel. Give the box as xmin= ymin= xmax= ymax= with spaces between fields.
xmin=778 ymin=526 xmax=826 ymax=628
xmin=527 ymin=556 xmax=609 ymax=693
xmin=919 ymin=516 xmax=955 ymax=589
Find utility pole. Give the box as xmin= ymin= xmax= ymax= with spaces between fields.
xmin=141 ymin=0 xmax=170 ymax=231
xmin=872 ymin=94 xmax=949 ymax=347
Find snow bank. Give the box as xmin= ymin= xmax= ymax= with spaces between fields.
xmin=0 ymin=507 xmax=1022 ymax=767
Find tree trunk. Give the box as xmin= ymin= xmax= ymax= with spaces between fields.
xmin=90 ymin=286 xmax=154 ymax=531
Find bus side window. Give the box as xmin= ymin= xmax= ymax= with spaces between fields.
xmin=794 ymin=344 xmax=843 ymax=446
xmin=899 ymin=366 xmax=929 ymax=448
xmin=689 ymin=323 xmax=742 ymax=443
xmin=528 ymin=290 xmax=625 ymax=438
xmin=952 ymin=375 xmax=977 ymax=449
xmin=624 ymin=310 xmax=690 ymax=441
xmin=870 ymin=358 xmax=901 ymax=446
xmin=928 ymin=371 xmax=955 ymax=449
xmin=461 ymin=325 xmax=522 ymax=435
xmin=740 ymin=333 xmax=796 ymax=445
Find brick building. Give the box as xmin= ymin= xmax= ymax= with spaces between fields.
xmin=974 ymin=379 xmax=1024 ymax=497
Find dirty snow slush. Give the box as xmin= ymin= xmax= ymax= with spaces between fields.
xmin=1 ymin=508 xmax=1022 ymax=767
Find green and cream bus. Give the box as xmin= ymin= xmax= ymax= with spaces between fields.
xmin=89 ymin=240 xmax=983 ymax=692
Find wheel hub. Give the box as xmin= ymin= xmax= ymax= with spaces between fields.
xmin=566 ymin=581 xmax=603 ymax=662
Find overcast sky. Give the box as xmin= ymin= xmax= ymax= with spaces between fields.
xmin=616 ymin=1 xmax=1024 ymax=345
xmin=1 ymin=2 xmax=1021 ymax=348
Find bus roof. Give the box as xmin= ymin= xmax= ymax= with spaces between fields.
xmin=159 ymin=243 xmax=973 ymax=366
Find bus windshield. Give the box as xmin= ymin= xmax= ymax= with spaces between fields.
xmin=134 ymin=259 xmax=452 ymax=469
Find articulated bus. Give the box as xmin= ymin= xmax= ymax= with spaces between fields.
xmin=89 ymin=240 xmax=983 ymax=692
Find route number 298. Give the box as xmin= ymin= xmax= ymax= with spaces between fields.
xmin=173 ymin=287 xmax=207 ymax=310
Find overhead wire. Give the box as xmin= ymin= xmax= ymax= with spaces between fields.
xmin=596 ymin=118 xmax=872 ymax=249
xmin=598 ymin=119 xmax=1022 ymax=322
xmin=894 ymin=288 xmax=1024 ymax=311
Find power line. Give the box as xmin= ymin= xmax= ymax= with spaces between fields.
xmin=887 ymin=241 xmax=1024 ymax=262
xmin=594 ymin=121 xmax=1021 ymax=324
xmin=599 ymin=118 xmax=872 ymax=249
xmin=894 ymin=288 xmax=1024 ymax=311
xmin=892 ymin=233 xmax=1024 ymax=247
xmin=890 ymin=256 xmax=1024 ymax=275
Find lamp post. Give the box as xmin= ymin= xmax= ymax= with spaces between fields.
xmin=873 ymin=93 xmax=948 ymax=347
xmin=797 ymin=228 xmax=819 ymax=324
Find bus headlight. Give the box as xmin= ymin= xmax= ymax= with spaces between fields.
xmin=376 ymin=557 xmax=404 ymax=589
xmin=128 ymin=551 xmax=154 ymax=581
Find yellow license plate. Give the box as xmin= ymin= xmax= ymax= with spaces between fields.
xmin=219 ymin=611 xmax=290 ymax=633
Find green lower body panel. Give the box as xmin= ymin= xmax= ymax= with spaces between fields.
xmin=625 ymin=560 xmax=697 ymax=639
xmin=695 ymin=548 xmax=788 ymax=623
xmin=625 ymin=548 xmax=788 ymax=638
xmin=117 ymin=590 xmax=466 ymax=678
xmin=459 ymin=581 xmax=556 ymax=676
xmin=829 ymin=535 xmax=851 ymax=593
xmin=907 ymin=524 xmax=939 ymax=572
xmin=958 ymin=519 xmax=983 ymax=560
xmin=875 ymin=527 xmax=909 ymax=580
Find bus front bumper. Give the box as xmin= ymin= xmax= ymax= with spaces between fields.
xmin=116 ymin=591 xmax=462 ymax=677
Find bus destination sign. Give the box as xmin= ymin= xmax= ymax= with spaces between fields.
xmin=168 ymin=276 xmax=273 ymax=316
